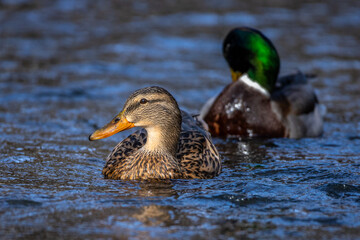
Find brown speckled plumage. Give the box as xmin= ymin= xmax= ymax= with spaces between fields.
xmin=103 ymin=124 xmax=221 ymax=180
xmin=90 ymin=86 xmax=221 ymax=180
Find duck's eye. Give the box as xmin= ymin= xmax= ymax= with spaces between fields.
xmin=225 ymin=43 xmax=231 ymax=52
xmin=140 ymin=98 xmax=148 ymax=104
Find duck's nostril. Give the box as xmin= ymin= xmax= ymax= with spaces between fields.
xmin=114 ymin=118 xmax=120 ymax=123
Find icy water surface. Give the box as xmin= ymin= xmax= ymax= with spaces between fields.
xmin=1 ymin=0 xmax=360 ymax=239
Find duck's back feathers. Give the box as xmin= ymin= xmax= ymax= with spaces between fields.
xmin=177 ymin=129 xmax=221 ymax=179
xmin=181 ymin=111 xmax=212 ymax=139
xmin=271 ymin=72 xmax=324 ymax=138
xmin=179 ymin=111 xmax=221 ymax=178
xmin=272 ymin=72 xmax=318 ymax=115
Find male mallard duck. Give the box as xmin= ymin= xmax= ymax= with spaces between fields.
xmin=89 ymin=86 xmax=221 ymax=180
xmin=200 ymin=27 xmax=324 ymax=138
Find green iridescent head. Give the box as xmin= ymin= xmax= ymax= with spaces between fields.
xmin=222 ymin=27 xmax=280 ymax=92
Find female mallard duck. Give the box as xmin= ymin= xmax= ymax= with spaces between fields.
xmin=89 ymin=86 xmax=221 ymax=180
xmin=200 ymin=27 xmax=324 ymax=139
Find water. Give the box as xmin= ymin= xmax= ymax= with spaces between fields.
xmin=1 ymin=0 xmax=360 ymax=239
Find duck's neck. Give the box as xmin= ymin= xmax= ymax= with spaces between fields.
xmin=142 ymin=124 xmax=181 ymax=156
xmin=246 ymin=67 xmax=277 ymax=93
xmin=239 ymin=73 xmax=270 ymax=97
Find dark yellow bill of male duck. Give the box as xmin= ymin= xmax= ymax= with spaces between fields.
xmin=89 ymin=86 xmax=221 ymax=180
xmin=200 ymin=27 xmax=324 ymax=139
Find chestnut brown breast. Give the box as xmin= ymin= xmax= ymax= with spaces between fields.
xmin=204 ymin=80 xmax=286 ymax=138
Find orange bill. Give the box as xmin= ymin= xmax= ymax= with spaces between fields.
xmin=89 ymin=112 xmax=135 ymax=141
xmin=231 ymin=69 xmax=242 ymax=82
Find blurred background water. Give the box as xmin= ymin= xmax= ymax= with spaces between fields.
xmin=0 ymin=0 xmax=360 ymax=239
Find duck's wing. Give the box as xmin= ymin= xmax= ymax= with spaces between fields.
xmin=271 ymin=72 xmax=324 ymax=138
xmin=177 ymin=112 xmax=221 ymax=178
xmin=103 ymin=129 xmax=147 ymax=177
xmin=275 ymin=72 xmax=315 ymax=87
xmin=181 ymin=110 xmax=211 ymax=139
xmin=271 ymin=71 xmax=318 ymax=115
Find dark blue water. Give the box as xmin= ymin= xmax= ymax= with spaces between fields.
xmin=1 ymin=0 xmax=360 ymax=239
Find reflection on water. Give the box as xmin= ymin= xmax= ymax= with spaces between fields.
xmin=1 ymin=0 xmax=360 ymax=239
xmin=133 ymin=205 xmax=174 ymax=226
